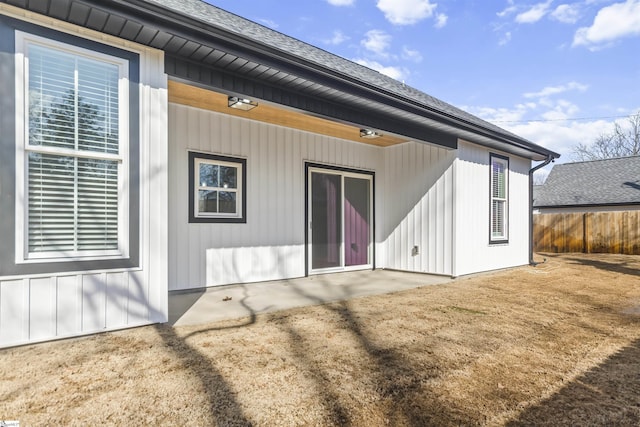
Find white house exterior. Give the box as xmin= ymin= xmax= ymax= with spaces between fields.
xmin=0 ymin=0 xmax=558 ymax=348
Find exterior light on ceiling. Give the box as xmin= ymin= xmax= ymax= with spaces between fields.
xmin=360 ymin=128 xmax=382 ymax=139
xmin=228 ymin=96 xmax=258 ymax=111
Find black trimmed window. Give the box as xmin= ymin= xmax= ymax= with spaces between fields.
xmin=189 ymin=152 xmax=247 ymax=223
xmin=490 ymin=154 xmax=509 ymax=243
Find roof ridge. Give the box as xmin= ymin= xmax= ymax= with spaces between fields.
xmin=557 ymin=155 xmax=640 ymax=166
xmin=192 ymin=0 xmax=391 ymax=79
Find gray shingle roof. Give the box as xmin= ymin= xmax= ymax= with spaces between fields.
xmin=144 ymin=0 xmax=556 ymax=157
xmin=534 ymin=156 xmax=640 ymax=207
xmin=532 ymin=185 xmax=543 ymax=206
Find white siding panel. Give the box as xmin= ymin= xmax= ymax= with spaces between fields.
xmin=0 ymin=280 xmax=29 ymax=345
xmin=454 ymin=140 xmax=531 ymax=276
xmin=168 ymin=104 xmax=381 ymax=290
xmin=29 ymin=277 xmax=56 ymax=340
xmin=142 ymin=48 xmax=169 ymax=324
xmin=82 ymin=274 xmax=106 ymax=332
xmin=126 ymin=270 xmax=150 ymax=324
xmin=168 ymin=105 xmax=188 ymax=292
xmin=56 ymin=276 xmax=81 ymax=337
xmin=105 ymin=272 xmax=128 ymax=328
xmin=381 ymin=142 xmax=456 ymax=275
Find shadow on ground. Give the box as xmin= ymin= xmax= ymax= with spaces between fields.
xmin=507 ymin=338 xmax=640 ymax=426
xmin=274 ymin=276 xmax=470 ymax=426
xmin=148 ymin=255 xmax=640 ymax=425
xmin=542 ymin=253 xmax=640 ymax=278
xmin=168 ymin=288 xmax=205 ymax=324
xmin=154 ymin=324 xmax=254 ymax=426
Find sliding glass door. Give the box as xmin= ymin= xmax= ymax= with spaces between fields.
xmin=308 ymin=167 xmax=373 ymax=273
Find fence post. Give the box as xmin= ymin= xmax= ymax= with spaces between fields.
xmin=582 ymin=213 xmax=586 ymax=253
xmin=584 ymin=213 xmax=590 ymax=254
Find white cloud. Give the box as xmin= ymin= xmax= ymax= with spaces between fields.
xmin=573 ymin=0 xmax=640 ymax=48
xmin=361 ymin=30 xmax=392 ymax=56
xmin=354 ymin=59 xmax=407 ymax=80
xmin=515 ymin=0 xmax=554 ymax=23
xmin=326 ymin=0 xmax=355 ymax=5
xmin=466 ymin=102 xmax=612 ymax=163
xmin=499 ymin=31 xmax=512 ymax=45
xmin=466 ymin=105 xmax=530 ymax=123
xmin=463 ymin=88 xmax=637 ymax=180
xmin=258 ymin=19 xmax=279 ymax=29
xmin=506 ymin=119 xmax=614 ymax=161
xmin=376 ymin=0 xmax=438 ymax=25
xmin=435 ymin=13 xmax=448 ymax=28
xmin=550 ymin=4 xmax=581 ymax=24
xmin=462 ymin=101 xmax=637 ymax=176
xmin=497 ymin=1 xmax=518 ymax=18
xmin=402 ymin=46 xmax=423 ymax=62
xmin=540 ymin=99 xmax=580 ymax=120
xmin=325 ymin=30 xmax=349 ymax=45
xmin=523 ymin=81 xmax=589 ymax=99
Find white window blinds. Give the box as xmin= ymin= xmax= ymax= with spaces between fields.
xmin=490 ymin=155 xmax=508 ymax=242
xmin=25 ymin=41 xmax=124 ymax=257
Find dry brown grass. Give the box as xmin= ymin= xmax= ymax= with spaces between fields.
xmin=2 ymin=253 xmax=640 ymax=426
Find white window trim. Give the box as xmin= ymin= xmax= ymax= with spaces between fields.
xmin=194 ymin=157 xmax=243 ymax=219
xmin=490 ymin=154 xmax=509 ymax=243
xmin=14 ymin=30 xmax=130 ymax=263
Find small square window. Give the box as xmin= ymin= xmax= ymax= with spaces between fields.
xmin=189 ymin=152 xmax=246 ymax=223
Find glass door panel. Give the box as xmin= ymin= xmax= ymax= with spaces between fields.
xmin=309 ymin=167 xmax=372 ymax=273
xmin=344 ymin=177 xmax=370 ymax=267
xmin=311 ymin=172 xmax=342 ymax=270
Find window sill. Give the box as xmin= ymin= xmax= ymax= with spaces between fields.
xmin=16 ymin=253 xmax=128 ymax=265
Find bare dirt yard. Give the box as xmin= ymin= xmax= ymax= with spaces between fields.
xmin=2 ymin=253 xmax=640 ymax=426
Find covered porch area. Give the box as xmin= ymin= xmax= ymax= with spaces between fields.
xmin=169 ymin=269 xmax=452 ymax=326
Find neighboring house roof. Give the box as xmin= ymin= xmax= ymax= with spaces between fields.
xmin=534 ymin=156 xmax=640 ymax=208
xmin=2 ymin=0 xmax=560 ymax=160
xmin=532 ymin=185 xmax=543 ymax=207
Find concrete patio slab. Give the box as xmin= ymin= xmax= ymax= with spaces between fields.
xmin=168 ymin=269 xmax=452 ymax=326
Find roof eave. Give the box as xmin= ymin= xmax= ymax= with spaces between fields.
xmin=130 ymin=0 xmax=561 ymax=160
xmin=13 ymin=0 xmax=560 ymax=160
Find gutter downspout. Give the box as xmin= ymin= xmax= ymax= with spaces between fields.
xmin=529 ymin=156 xmax=554 ymax=266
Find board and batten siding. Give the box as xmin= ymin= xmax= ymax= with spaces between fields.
xmin=0 ymin=272 xmax=158 ymax=345
xmin=168 ymin=103 xmax=383 ymax=290
xmin=0 ymin=8 xmax=168 ymax=348
xmin=380 ymin=142 xmax=456 ymax=276
xmin=453 ymin=140 xmax=531 ymax=276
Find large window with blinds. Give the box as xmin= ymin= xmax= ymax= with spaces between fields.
xmin=489 ymin=154 xmax=509 ymax=243
xmin=16 ymin=32 xmax=129 ymax=261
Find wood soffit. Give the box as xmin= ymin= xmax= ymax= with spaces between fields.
xmin=168 ymin=80 xmax=408 ymax=147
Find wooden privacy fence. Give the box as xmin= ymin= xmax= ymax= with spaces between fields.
xmin=534 ymin=211 xmax=640 ymax=255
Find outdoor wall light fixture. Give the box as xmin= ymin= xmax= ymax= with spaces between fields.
xmin=228 ymin=96 xmax=258 ymax=111
xmin=359 ymin=128 xmax=382 ymax=139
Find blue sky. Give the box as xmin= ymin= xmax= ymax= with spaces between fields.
xmin=207 ymin=0 xmax=640 ymax=178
